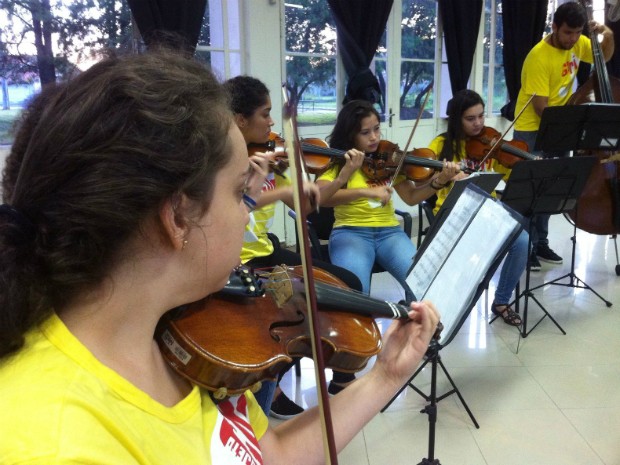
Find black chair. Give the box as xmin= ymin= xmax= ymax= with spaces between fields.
xmin=416 ymin=198 xmax=436 ymax=248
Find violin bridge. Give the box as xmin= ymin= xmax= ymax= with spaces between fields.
xmin=264 ymin=265 xmax=294 ymax=307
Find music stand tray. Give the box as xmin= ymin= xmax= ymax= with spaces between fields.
xmin=501 ymin=157 xmax=596 ymax=218
xmin=535 ymin=103 xmax=620 ymax=152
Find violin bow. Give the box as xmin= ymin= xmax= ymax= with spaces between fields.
xmin=388 ymin=82 xmax=434 ymax=188
xmin=473 ymin=93 xmax=536 ymax=170
xmin=280 ymin=84 xmax=339 ymax=465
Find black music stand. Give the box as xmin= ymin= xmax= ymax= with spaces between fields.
xmin=501 ymin=156 xmax=609 ymax=338
xmin=535 ymin=103 xmax=620 ymax=153
xmin=384 ymin=185 xmax=525 ymax=465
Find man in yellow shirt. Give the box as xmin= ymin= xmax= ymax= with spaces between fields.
xmin=513 ymin=1 xmax=614 ymax=271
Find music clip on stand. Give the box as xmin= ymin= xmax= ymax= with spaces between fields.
xmin=502 ymin=118 xmax=613 ymax=338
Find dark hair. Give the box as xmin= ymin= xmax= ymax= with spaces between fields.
xmin=439 ymin=89 xmax=485 ymax=162
xmin=553 ymin=2 xmax=587 ymax=29
xmin=327 ymin=100 xmax=381 ymax=151
xmin=0 ymin=50 xmax=233 ymax=359
xmin=223 ymin=75 xmax=270 ymax=118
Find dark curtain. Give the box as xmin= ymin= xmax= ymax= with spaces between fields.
xmin=438 ymin=0 xmax=483 ymax=95
xmin=605 ymin=5 xmax=620 ymax=79
xmin=127 ymin=0 xmax=207 ymax=52
xmin=327 ymin=0 xmax=394 ymax=106
xmin=500 ymin=0 xmax=547 ymax=120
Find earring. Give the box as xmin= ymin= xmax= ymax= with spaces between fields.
xmin=182 ymin=239 xmax=188 ymax=250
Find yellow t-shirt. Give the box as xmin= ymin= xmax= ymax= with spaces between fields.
xmin=428 ymin=134 xmax=511 ymax=215
xmin=0 ymin=313 xmax=268 ymax=464
xmin=515 ymin=34 xmax=593 ymax=131
xmin=241 ymin=171 xmax=290 ymax=263
xmin=317 ymin=165 xmax=405 ymax=228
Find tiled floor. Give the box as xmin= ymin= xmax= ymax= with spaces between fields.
xmin=271 ymin=214 xmax=620 ymax=465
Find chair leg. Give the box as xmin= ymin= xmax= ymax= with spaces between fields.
xmin=294 ymin=358 xmax=301 ymax=377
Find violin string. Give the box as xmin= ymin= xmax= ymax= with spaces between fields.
xmin=264 ymin=268 xmax=409 ymax=320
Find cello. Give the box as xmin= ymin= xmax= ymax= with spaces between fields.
xmin=567 ymin=0 xmax=620 ymax=258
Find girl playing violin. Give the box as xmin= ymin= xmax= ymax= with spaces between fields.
xmin=428 ymin=89 xmax=529 ymax=326
xmin=316 ymin=100 xmax=459 ymax=301
xmin=224 ymin=76 xmax=365 ymax=418
xmin=0 ymin=50 xmax=440 ymax=465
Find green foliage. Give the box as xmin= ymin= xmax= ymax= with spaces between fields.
xmin=0 ymin=0 xmax=133 ymax=84
xmin=284 ymin=0 xmax=336 ymax=106
xmin=399 ymin=0 xmax=436 ymax=118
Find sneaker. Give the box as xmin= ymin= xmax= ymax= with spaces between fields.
xmin=537 ymin=245 xmax=563 ymax=264
xmin=529 ymin=252 xmax=541 ymax=272
xmin=327 ymin=381 xmax=345 ymax=396
xmin=269 ymin=392 xmax=304 ymax=420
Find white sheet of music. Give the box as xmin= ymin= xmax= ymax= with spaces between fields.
xmin=406 ymin=188 xmax=520 ymax=342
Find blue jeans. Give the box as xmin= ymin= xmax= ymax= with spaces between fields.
xmin=329 ymin=226 xmax=416 ymax=301
xmin=494 ymin=229 xmax=529 ymax=304
xmin=253 ymin=379 xmax=277 ymax=415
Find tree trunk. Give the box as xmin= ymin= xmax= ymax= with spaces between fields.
xmin=1 ymin=78 xmax=9 ymax=110
xmin=30 ymin=0 xmax=56 ymax=86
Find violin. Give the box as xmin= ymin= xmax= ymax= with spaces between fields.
xmin=366 ymin=140 xmax=454 ymax=182
xmin=301 ymin=138 xmax=457 ymax=182
xmin=247 ymin=132 xmax=289 ymax=177
xmin=466 ymin=126 xmax=537 ymax=168
xmin=247 ymin=133 xmax=349 ymax=177
xmin=299 ymin=138 xmax=350 ymax=175
xmin=155 ymin=265 xmax=428 ymax=399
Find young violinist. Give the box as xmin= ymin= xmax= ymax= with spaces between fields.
xmin=513 ymin=1 xmax=614 ymax=271
xmin=316 ymin=99 xmax=459 ymax=302
xmin=223 ymin=75 xmax=365 ymax=418
xmin=0 ymin=50 xmax=440 ymax=465
xmin=428 ymin=89 xmax=529 ymax=326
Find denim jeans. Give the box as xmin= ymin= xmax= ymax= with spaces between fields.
xmin=329 ymin=226 xmax=416 ymax=301
xmin=494 ymin=228 xmax=529 ymax=304
xmin=253 ymin=379 xmax=277 ymax=415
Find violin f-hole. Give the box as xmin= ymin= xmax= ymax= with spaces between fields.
xmin=269 ymin=310 xmax=306 ymax=343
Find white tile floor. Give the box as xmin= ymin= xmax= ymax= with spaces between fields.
xmin=271 ymin=214 xmax=620 ymax=465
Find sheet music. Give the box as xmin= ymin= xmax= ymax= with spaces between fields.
xmin=406 ymin=187 xmax=521 ymax=342
xmin=408 ymin=189 xmax=484 ymax=296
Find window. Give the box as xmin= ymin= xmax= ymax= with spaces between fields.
xmin=195 ymin=0 xmax=242 ymax=79
xmin=399 ymin=0 xmax=436 ymax=121
xmin=482 ymin=0 xmax=506 ymax=114
xmin=284 ymin=0 xmax=337 ymax=126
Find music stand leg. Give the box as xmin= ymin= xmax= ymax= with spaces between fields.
xmin=418 ymin=354 xmax=440 ymax=465
xmin=381 ymin=342 xmax=479 ymax=465
xmin=614 ymin=235 xmax=620 ymax=276
xmin=517 ymin=224 xmax=568 ymax=339
xmin=528 ymin=221 xmax=613 ymax=308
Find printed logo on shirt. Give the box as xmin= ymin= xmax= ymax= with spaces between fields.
xmin=262 ymin=174 xmax=276 ymax=192
xmin=561 ymin=54 xmax=580 ymax=77
xmin=211 ymin=396 xmax=263 ymax=465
